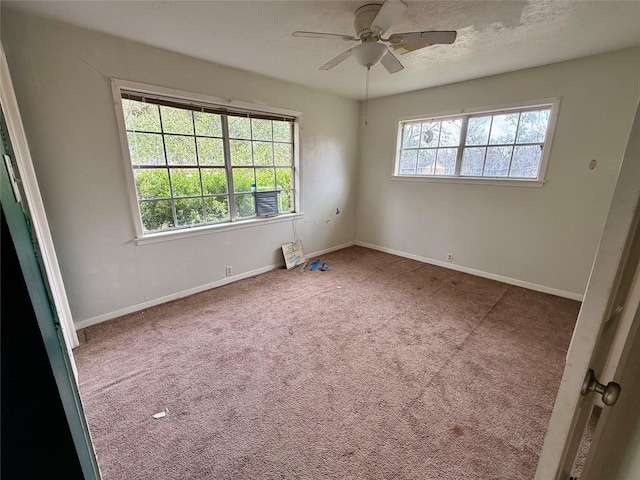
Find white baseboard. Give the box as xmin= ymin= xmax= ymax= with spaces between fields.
xmin=355 ymin=241 xmax=584 ymax=301
xmin=306 ymin=240 xmax=355 ymax=259
xmin=75 ymin=240 xmax=356 ymax=331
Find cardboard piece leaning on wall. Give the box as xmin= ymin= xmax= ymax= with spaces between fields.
xmin=282 ymin=239 xmax=305 ymax=270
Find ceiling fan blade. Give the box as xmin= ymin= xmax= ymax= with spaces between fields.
xmin=370 ymin=0 xmax=408 ymax=36
xmin=390 ymin=43 xmax=428 ymax=55
xmin=319 ymin=49 xmax=353 ymax=70
xmin=292 ymin=31 xmax=358 ymax=41
xmin=387 ymin=31 xmax=457 ymax=46
xmin=380 ymin=50 xmax=404 ymax=74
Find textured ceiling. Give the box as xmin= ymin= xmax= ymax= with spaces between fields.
xmin=4 ymin=1 xmax=640 ymax=100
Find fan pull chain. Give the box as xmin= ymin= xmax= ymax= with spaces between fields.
xmin=364 ymin=65 xmax=371 ymax=126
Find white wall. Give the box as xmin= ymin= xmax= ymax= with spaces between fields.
xmin=1 ymin=9 xmax=360 ymax=326
xmin=355 ymin=49 xmax=640 ymax=298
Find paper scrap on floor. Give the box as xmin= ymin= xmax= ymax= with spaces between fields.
xmin=152 ymin=409 xmax=168 ymax=419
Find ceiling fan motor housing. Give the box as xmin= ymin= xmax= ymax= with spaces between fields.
xmin=354 ymin=3 xmax=383 ymax=38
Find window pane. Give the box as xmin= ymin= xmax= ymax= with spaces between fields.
xmin=399 ymin=149 xmax=418 ymax=174
xmin=420 ymin=122 xmax=440 ymax=148
xmin=434 ymin=148 xmax=457 ymax=175
xmin=160 ymin=106 xmax=194 ymax=135
xmin=274 ymin=143 xmax=292 ymax=166
xmin=197 ymin=137 xmax=224 ymax=166
xmin=251 ymin=119 xmax=272 ymax=141
xmin=278 ymin=190 xmax=293 ymax=212
xmin=517 ymin=109 xmax=550 ymax=144
xmin=235 ymin=194 xmax=255 ymax=218
xmin=489 ymin=113 xmax=518 ymax=144
xmin=466 ymin=116 xmax=491 ymax=145
xmin=175 ymin=197 xmax=203 ymax=226
xmin=484 ymin=146 xmax=513 ymax=177
xmin=134 ymin=168 xmax=170 ymax=199
xmin=127 ymin=132 xmax=165 ymax=166
xmin=273 ymin=121 xmax=291 ymax=142
xmin=204 ymin=196 xmax=229 ymax=222
xmin=402 ymin=123 xmax=421 ymax=148
xmin=139 ymin=200 xmax=174 ymax=231
xmin=230 ymin=140 xmax=252 ymax=166
xmin=276 ymin=168 xmax=292 ymax=190
xmin=170 ymin=168 xmax=202 ymax=197
xmin=194 ymin=112 xmax=222 ymax=137
xmin=253 ymin=141 xmax=273 ymax=166
xmin=165 ymin=135 xmax=197 ymax=165
xmin=461 ymin=147 xmax=486 ymax=176
xmin=232 ymin=168 xmax=255 ymax=193
xmin=228 ymin=116 xmax=251 ymax=139
xmin=438 ymin=119 xmax=462 ymax=147
xmin=256 ymin=168 xmax=276 ymax=190
xmin=201 ymin=168 xmax=227 ymax=195
xmin=510 ymin=145 xmax=542 ymax=178
xmin=122 ymin=100 xmax=161 ymax=132
xmin=417 ymin=149 xmax=436 ymax=175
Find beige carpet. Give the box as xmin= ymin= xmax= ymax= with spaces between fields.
xmin=75 ymin=246 xmax=579 ymax=479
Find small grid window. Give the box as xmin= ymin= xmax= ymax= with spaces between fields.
xmin=121 ymin=94 xmax=295 ymax=234
xmin=396 ymin=103 xmax=555 ymax=181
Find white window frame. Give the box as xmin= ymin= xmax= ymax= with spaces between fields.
xmin=111 ymin=79 xmax=303 ymax=245
xmin=391 ymin=97 xmax=561 ymax=187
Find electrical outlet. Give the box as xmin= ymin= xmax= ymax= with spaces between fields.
xmin=225 ymin=266 xmax=232 ymax=276
xmin=447 ymin=253 xmax=454 ymax=262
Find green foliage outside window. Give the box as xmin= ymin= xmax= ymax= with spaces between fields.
xmin=122 ymin=96 xmax=294 ymax=233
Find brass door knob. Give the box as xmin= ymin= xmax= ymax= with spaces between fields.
xmin=581 ymin=368 xmax=621 ymax=406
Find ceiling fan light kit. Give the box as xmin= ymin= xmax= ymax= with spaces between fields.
xmin=352 ymin=41 xmax=388 ymax=68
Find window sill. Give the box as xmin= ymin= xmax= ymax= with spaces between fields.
xmin=135 ymin=212 xmax=304 ymax=246
xmin=390 ymin=175 xmax=545 ymax=188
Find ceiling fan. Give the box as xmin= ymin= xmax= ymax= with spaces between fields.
xmin=292 ymin=0 xmax=457 ymax=74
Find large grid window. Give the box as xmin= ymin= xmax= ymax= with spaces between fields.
xmin=396 ymin=103 xmax=555 ymax=181
xmin=121 ymin=94 xmax=295 ymax=233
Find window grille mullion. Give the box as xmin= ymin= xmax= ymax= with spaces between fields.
xmin=192 ymin=110 xmax=206 ymax=222
xmin=455 ymin=117 xmax=469 ymax=176
xmin=414 ymin=122 xmax=422 ymax=175
xmin=221 ymin=115 xmax=236 ymax=221
xmin=481 ymin=115 xmax=495 ymax=177
xmin=289 ymin=122 xmax=296 ymax=211
xmin=507 ymin=113 xmax=523 ymax=177
xmin=157 ymin=105 xmax=178 ymax=228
